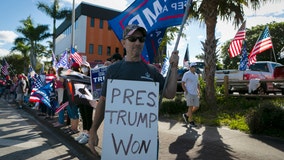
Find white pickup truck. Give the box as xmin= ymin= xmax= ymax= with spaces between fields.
xmin=215 ymin=61 xmax=283 ymax=94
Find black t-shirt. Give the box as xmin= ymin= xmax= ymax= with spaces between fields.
xmin=101 ymin=60 xmax=165 ymax=97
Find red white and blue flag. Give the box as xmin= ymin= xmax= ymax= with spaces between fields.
xmin=249 ymin=26 xmax=273 ymax=65
xmin=228 ymin=21 xmax=246 ymax=58
xmin=31 ymin=81 xmax=54 ymax=108
xmin=29 ymin=74 xmax=44 ymax=103
xmin=70 ymin=48 xmax=82 ymax=65
xmin=1 ymin=59 xmax=9 ymax=76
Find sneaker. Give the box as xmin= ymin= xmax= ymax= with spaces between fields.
xmin=189 ymin=121 xmax=197 ymax=127
xmin=78 ymin=134 xmax=89 ymax=144
xmin=182 ymin=113 xmax=189 ymax=124
xmin=74 ymin=133 xmax=85 ymax=141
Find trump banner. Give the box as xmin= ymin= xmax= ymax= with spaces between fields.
xmin=109 ymin=0 xmax=189 ymax=63
xmin=102 ymin=80 xmax=159 ymax=160
xmin=109 ymin=0 xmax=187 ymax=40
xmin=90 ymin=66 xmax=107 ymax=100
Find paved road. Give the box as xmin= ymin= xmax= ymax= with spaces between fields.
xmin=0 ymin=99 xmax=96 ymax=160
xmin=1 ymin=98 xmax=284 ymax=160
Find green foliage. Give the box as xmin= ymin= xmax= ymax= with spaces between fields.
xmin=246 ymin=102 xmax=284 ymax=137
xmin=160 ymin=95 xmax=284 ymax=138
xmin=160 ymin=97 xmax=186 ymax=115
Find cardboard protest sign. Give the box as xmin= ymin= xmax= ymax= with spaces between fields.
xmin=90 ymin=66 xmax=107 ymax=100
xmin=102 ymin=79 xmax=159 ymax=160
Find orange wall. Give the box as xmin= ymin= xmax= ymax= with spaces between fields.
xmin=85 ymin=17 xmax=124 ymax=63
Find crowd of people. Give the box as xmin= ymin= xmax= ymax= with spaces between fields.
xmin=1 ymin=24 xmax=183 ymax=158
xmin=0 ymin=51 xmax=123 ymax=146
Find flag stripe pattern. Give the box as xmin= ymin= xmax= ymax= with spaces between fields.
xmin=29 ymin=74 xmax=44 ymax=102
xmin=228 ymin=21 xmax=246 ymax=58
xmin=70 ymin=48 xmax=82 ymax=65
xmin=55 ymin=101 xmax=69 ymax=114
xmin=249 ymin=26 xmax=273 ymax=65
xmin=1 ymin=59 xmax=9 ymax=76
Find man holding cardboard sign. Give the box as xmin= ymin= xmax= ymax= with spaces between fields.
xmin=88 ymin=24 xmax=179 ymax=159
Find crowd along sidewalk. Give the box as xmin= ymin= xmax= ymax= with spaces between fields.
xmin=2 ymin=98 xmax=284 ymax=160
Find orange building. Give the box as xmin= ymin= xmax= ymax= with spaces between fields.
xmin=55 ymin=2 xmax=124 ymax=67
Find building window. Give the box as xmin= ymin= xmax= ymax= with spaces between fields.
xmin=90 ymin=17 xmax=95 ymax=27
xmin=99 ymin=19 xmax=103 ymax=29
xmin=89 ymin=44 xmax=94 ymax=54
xmin=107 ymin=46 xmax=111 ymax=56
xmin=115 ymin=48 xmax=119 ymax=53
xmin=98 ymin=45 xmax=103 ymax=55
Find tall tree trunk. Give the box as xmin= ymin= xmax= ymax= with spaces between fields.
xmin=201 ymin=0 xmax=218 ymax=109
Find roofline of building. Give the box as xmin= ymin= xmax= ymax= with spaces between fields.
xmin=56 ymin=2 xmax=121 ymax=37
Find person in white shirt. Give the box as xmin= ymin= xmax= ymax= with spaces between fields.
xmin=181 ymin=62 xmax=200 ymax=127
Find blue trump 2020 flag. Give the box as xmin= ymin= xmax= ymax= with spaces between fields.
xmin=109 ymin=0 xmax=189 ymax=63
xmin=239 ymin=41 xmax=248 ymax=71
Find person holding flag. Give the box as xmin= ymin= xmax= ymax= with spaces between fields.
xmin=88 ymin=24 xmax=179 ymax=157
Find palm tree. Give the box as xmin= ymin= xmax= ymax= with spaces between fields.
xmin=37 ymin=0 xmax=71 ymax=54
xmin=10 ymin=39 xmax=30 ymax=73
xmin=16 ymin=16 xmax=51 ymax=69
xmin=189 ymin=0 xmax=277 ymax=109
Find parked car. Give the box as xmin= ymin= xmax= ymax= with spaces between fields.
xmin=272 ymin=65 xmax=284 ymax=94
xmin=215 ymin=61 xmax=283 ymax=94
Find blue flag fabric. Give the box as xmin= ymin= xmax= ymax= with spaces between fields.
xmin=108 ymin=0 xmax=189 ymax=63
xmin=109 ymin=0 xmax=187 ymax=40
xmin=239 ymin=41 xmax=248 ymax=71
xmin=56 ymin=51 xmax=69 ymax=69
xmin=144 ymin=28 xmax=167 ymax=63
xmin=32 ymin=81 xmax=54 ymax=108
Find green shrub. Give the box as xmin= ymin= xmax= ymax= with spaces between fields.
xmin=246 ymin=102 xmax=284 ymax=137
xmin=160 ymin=97 xmax=186 ymax=115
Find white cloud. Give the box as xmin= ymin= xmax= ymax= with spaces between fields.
xmin=0 ymin=31 xmax=18 ymax=57
xmin=0 ymin=48 xmax=11 ymax=57
xmin=0 ymin=31 xmax=18 ymax=45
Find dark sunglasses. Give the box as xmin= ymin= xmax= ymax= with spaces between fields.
xmin=125 ymin=36 xmax=146 ymax=43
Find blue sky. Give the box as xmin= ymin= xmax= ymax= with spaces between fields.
xmin=0 ymin=0 xmax=284 ymax=66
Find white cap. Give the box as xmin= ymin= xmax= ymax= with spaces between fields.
xmin=189 ymin=62 xmax=197 ymax=68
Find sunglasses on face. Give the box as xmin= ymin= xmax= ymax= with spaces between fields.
xmin=125 ymin=36 xmax=146 ymax=43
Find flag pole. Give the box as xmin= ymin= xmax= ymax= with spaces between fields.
xmin=267 ymin=27 xmax=277 ymax=62
xmin=160 ymin=0 xmax=192 ymax=103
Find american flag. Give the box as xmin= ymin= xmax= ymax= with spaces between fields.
xmin=239 ymin=41 xmax=248 ymax=71
xmin=228 ymin=21 xmax=246 ymax=58
xmin=28 ymin=65 xmax=36 ymax=79
xmin=1 ymin=59 xmax=9 ymax=76
xmin=29 ymin=74 xmax=44 ymax=103
xmin=70 ymin=48 xmax=82 ymax=65
xmin=32 ymin=81 xmax=54 ymax=108
xmin=248 ymin=26 xmax=273 ymax=65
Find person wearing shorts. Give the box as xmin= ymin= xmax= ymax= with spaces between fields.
xmin=181 ymin=62 xmax=200 ymax=127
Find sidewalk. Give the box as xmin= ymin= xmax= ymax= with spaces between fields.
xmin=4 ymin=98 xmax=284 ymax=160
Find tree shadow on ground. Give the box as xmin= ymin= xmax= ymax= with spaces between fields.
xmin=169 ymin=125 xmax=237 ymax=160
